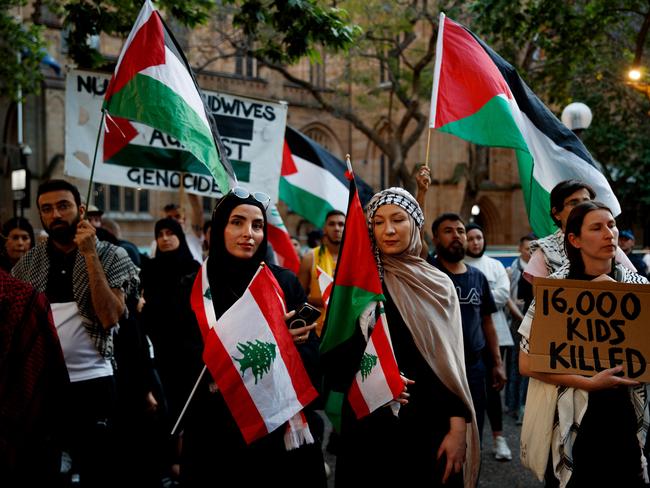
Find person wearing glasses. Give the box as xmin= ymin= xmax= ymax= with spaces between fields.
xmin=518 ymin=201 xmax=649 ymax=487
xmin=524 ymin=179 xmax=634 ymax=282
xmin=180 ymin=188 xmax=327 ymax=487
xmin=12 ymin=179 xmax=140 ymax=488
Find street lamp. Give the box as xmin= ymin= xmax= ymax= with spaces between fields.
xmin=626 ymin=66 xmax=650 ymax=98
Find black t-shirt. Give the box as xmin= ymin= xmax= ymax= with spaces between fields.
xmin=428 ymin=256 xmax=496 ymax=356
xmin=45 ymin=242 xmax=76 ymax=304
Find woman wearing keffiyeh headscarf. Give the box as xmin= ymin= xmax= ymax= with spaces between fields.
xmin=336 ymin=187 xmax=480 ymax=488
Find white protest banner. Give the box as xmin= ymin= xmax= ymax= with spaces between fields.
xmin=65 ymin=69 xmax=287 ymax=201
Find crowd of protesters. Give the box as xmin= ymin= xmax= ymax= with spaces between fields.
xmin=1 ymin=176 xmax=649 ymax=488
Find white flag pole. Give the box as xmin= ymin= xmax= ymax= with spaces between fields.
xmin=171 ymin=365 xmax=207 ymax=436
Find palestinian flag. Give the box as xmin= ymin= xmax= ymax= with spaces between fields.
xmin=191 ymin=260 xmax=318 ymax=444
xmin=103 ymin=0 xmax=235 ymax=192
xmin=430 ymin=13 xmax=620 ymax=238
xmin=347 ymin=305 xmax=402 ymax=419
xmin=320 ymin=173 xmax=396 ymax=431
xmin=266 ymin=204 xmax=300 ymax=275
xmin=280 ymin=126 xmax=374 ymax=228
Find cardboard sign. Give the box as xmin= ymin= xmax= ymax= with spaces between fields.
xmin=529 ymin=277 xmax=650 ymax=381
xmin=64 ymin=69 xmax=287 ymax=200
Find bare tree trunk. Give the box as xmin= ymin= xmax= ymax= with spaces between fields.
xmin=459 ymin=144 xmax=489 ymax=221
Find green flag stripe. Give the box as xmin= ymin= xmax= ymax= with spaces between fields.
xmin=107 ymin=73 xmax=230 ymax=192
xmin=320 ymin=285 xmax=384 ymax=354
xmin=438 ymin=95 xmax=529 ymax=152
xmin=515 ymin=148 xmax=554 ymax=237
xmin=279 ymin=177 xmax=336 ymax=227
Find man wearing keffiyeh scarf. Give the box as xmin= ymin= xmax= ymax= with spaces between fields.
xmin=12 ymin=179 xmax=139 ymax=488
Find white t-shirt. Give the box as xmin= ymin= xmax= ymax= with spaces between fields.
xmin=51 ymin=302 xmax=113 ymax=382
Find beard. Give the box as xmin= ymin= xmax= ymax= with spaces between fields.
xmin=466 ymin=247 xmax=485 ymax=258
xmin=45 ymin=214 xmax=80 ymax=245
xmin=436 ymin=241 xmax=465 ymax=263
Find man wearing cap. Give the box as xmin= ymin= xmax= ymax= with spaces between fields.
xmin=618 ymin=230 xmax=648 ymax=277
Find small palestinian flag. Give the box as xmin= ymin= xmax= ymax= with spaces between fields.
xmin=103 ymin=0 xmax=235 ymax=192
xmin=430 ymin=13 xmax=620 ymax=238
xmin=191 ymin=260 xmax=317 ymax=445
xmin=280 ymin=126 xmax=374 ymax=228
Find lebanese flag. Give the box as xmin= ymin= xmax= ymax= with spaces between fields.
xmin=348 ymin=305 xmax=403 ymax=419
xmin=191 ymin=260 xmax=318 ymax=444
xmin=280 ymin=126 xmax=374 ymax=227
xmin=316 ymin=266 xmax=333 ymax=308
xmin=430 ymin=13 xmax=620 ymax=238
xmin=103 ymin=0 xmax=235 ymax=192
xmin=266 ymin=204 xmax=300 ymax=274
xmin=320 ymin=173 xmax=400 ymax=431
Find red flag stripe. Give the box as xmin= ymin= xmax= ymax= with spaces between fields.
xmin=202 ymin=327 xmax=269 ymax=443
xmin=372 ymin=318 xmax=403 ymax=399
xmin=190 ymin=265 xmax=211 ymax=340
xmin=347 ymin=376 xmax=370 ymax=418
xmin=267 ymin=224 xmax=300 ymax=274
xmin=248 ymin=266 xmax=318 ymax=409
xmin=281 ymin=140 xmax=298 ymax=176
xmin=105 ymin=11 xmax=166 ymax=102
xmin=435 ymin=17 xmax=512 ymax=127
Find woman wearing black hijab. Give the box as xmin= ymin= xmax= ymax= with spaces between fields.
xmin=138 ymin=218 xmax=203 ymax=483
xmin=180 ymin=189 xmax=326 ymax=488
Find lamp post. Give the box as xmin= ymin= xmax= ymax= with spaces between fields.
xmin=561 ymin=102 xmax=593 ymax=139
xmin=626 ymin=67 xmax=650 ymax=99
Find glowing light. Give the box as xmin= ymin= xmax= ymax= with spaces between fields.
xmin=629 ymin=69 xmax=642 ymax=81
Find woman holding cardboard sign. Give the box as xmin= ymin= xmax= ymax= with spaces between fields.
xmin=518 ymin=201 xmax=649 ymax=487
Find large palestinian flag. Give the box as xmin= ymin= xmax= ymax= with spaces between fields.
xmin=280 ymin=126 xmax=374 ymax=228
xmin=430 ymin=13 xmax=620 ymax=238
xmin=103 ymin=0 xmax=235 ymax=193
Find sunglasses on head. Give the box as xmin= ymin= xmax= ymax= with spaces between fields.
xmin=215 ymin=187 xmax=271 ymax=212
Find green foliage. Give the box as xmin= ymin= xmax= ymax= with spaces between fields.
xmin=0 ymin=0 xmax=47 ymax=100
xmin=231 ymin=0 xmax=361 ymax=63
xmin=234 ymin=339 xmax=277 ymax=384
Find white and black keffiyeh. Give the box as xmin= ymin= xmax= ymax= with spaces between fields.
xmin=530 ymin=228 xmax=566 ymax=275
xmin=12 ymin=238 xmax=140 ymax=358
xmin=520 ymin=262 xmax=650 ymax=487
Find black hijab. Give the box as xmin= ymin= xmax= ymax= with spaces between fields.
xmin=142 ymin=218 xmax=199 ymax=295
xmin=207 ymin=193 xmax=268 ymax=318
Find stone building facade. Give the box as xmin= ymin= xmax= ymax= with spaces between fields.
xmin=0 ymin=4 xmax=531 ymax=253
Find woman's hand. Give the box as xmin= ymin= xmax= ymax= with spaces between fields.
xmin=437 ymin=416 xmax=466 ymax=484
xmin=415 ymin=165 xmax=431 ymax=194
xmin=284 ymin=310 xmax=316 ymax=345
xmin=145 ymin=391 xmax=158 ymax=413
xmin=587 ymin=365 xmax=640 ymax=391
xmin=592 ymin=274 xmax=615 ymax=282
xmin=396 ymin=375 xmax=415 ymax=405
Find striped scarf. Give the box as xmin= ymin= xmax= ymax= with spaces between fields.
xmin=12 ymin=239 xmax=140 ymax=358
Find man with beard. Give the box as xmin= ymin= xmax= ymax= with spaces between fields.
xmin=427 ymin=213 xmax=506 ymax=443
xmin=13 ymin=179 xmax=139 ymax=487
xmin=298 ymin=209 xmax=345 ymax=337
xmin=464 ymin=223 xmax=513 ymax=461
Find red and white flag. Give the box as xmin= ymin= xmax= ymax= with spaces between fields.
xmin=316 ymin=266 xmax=333 ymax=308
xmin=266 ymin=204 xmax=300 ymax=274
xmin=347 ymin=304 xmax=403 ymax=419
xmin=191 ymin=260 xmax=318 ymax=445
